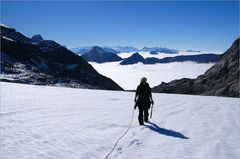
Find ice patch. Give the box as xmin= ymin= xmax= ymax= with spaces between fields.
xmin=0 ymin=23 xmax=12 ymax=29
xmin=2 ymin=36 xmax=15 ymax=42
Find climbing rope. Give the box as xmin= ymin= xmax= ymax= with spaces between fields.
xmin=104 ymin=108 xmax=135 ymax=159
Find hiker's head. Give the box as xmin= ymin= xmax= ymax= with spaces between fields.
xmin=140 ymin=77 xmax=147 ymax=84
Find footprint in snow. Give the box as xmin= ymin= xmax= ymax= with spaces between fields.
xmin=117 ymin=147 xmax=122 ymax=154
xmin=128 ymin=139 xmax=141 ymax=147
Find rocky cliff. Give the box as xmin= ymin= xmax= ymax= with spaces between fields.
xmin=152 ymin=38 xmax=239 ymax=97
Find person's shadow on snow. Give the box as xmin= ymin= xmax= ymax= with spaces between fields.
xmin=145 ymin=122 xmax=189 ymax=139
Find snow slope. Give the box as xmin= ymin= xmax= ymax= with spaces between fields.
xmin=1 ymin=82 xmax=240 ymax=159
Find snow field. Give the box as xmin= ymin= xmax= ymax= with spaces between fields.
xmin=0 ymin=82 xmax=240 ymax=159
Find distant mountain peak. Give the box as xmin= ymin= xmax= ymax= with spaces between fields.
xmin=141 ymin=47 xmax=179 ymax=54
xmin=131 ymin=52 xmax=142 ymax=57
xmin=91 ymin=46 xmax=105 ymax=52
xmin=82 ymin=46 xmax=122 ymax=63
xmin=32 ymin=34 xmax=43 ymax=40
xmin=150 ymin=51 xmax=158 ymax=55
xmin=120 ymin=52 xmax=145 ymax=65
xmin=31 ymin=34 xmax=44 ymax=44
xmin=186 ymin=50 xmax=201 ymax=53
xmin=113 ymin=46 xmax=139 ymax=52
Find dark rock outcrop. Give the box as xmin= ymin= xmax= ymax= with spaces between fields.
xmin=0 ymin=24 xmax=123 ymax=91
xmin=81 ymin=46 xmax=122 ymax=63
xmin=186 ymin=50 xmax=201 ymax=53
xmin=1 ymin=25 xmax=30 ymax=43
xmin=150 ymin=51 xmax=158 ymax=55
xmin=120 ymin=52 xmax=145 ymax=65
xmin=121 ymin=53 xmax=220 ymax=65
xmin=144 ymin=57 xmax=160 ymax=64
xmin=156 ymin=54 xmax=220 ymax=63
xmin=152 ymin=38 xmax=240 ymax=97
xmin=153 ymin=78 xmax=195 ymax=94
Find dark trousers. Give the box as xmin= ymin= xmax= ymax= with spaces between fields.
xmin=138 ymin=107 xmax=149 ymax=125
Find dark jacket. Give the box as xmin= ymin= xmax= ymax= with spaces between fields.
xmin=136 ymin=82 xmax=152 ymax=108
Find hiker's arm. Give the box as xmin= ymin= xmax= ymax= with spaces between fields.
xmin=149 ymin=88 xmax=154 ymax=104
xmin=150 ymin=94 xmax=154 ymax=104
xmin=134 ymin=94 xmax=138 ymax=102
xmin=134 ymin=87 xmax=139 ymax=102
xmin=134 ymin=89 xmax=139 ymax=109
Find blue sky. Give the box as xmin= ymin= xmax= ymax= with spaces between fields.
xmin=1 ymin=1 xmax=239 ymax=51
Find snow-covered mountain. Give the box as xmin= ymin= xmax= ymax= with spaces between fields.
xmin=71 ymin=46 xmax=93 ymax=54
xmin=0 ymin=24 xmax=123 ymax=90
xmin=71 ymin=46 xmax=140 ymax=54
xmin=81 ymin=46 xmax=122 ymax=63
xmin=71 ymin=46 xmax=183 ymax=54
xmin=102 ymin=47 xmax=120 ymax=54
xmin=141 ymin=47 xmax=179 ymax=54
xmin=71 ymin=46 xmax=119 ymax=55
xmin=1 ymin=82 xmax=240 ymax=159
xmin=111 ymin=46 xmax=140 ymax=52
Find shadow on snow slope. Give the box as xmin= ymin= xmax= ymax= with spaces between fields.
xmin=145 ymin=122 xmax=189 ymax=139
